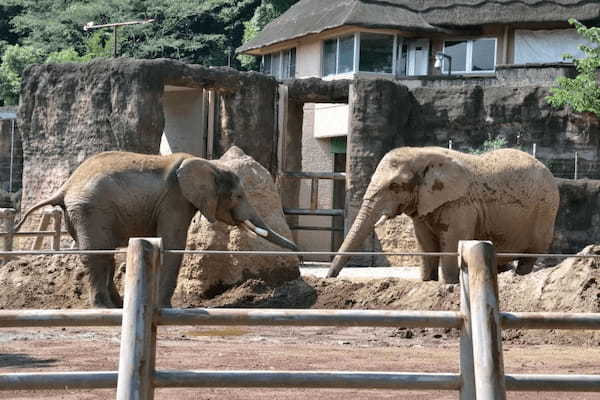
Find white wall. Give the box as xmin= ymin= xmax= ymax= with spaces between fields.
xmin=160 ymin=87 xmax=205 ymax=156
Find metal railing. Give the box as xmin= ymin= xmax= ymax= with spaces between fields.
xmin=0 ymin=241 xmax=599 ymax=399
xmin=280 ymin=171 xmax=346 ymax=232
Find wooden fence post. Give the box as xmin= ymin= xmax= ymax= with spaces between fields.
xmin=459 ymin=240 xmax=506 ymax=400
xmin=51 ymin=207 xmax=62 ymax=251
xmin=459 ymin=248 xmax=475 ymax=400
xmin=32 ymin=211 xmax=51 ymax=250
xmin=1 ymin=208 xmax=16 ymax=264
xmin=116 ymin=237 xmax=162 ymax=400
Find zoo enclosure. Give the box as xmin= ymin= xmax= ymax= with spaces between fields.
xmin=0 ymin=240 xmax=599 ymax=399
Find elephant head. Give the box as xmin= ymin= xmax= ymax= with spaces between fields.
xmin=176 ymin=157 xmax=298 ymax=251
xmin=326 ymin=147 xmax=469 ymax=278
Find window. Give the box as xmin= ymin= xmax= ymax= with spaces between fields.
xmin=442 ymin=38 xmax=496 ymax=74
xmin=359 ymin=33 xmax=395 ymax=73
xmin=323 ymin=34 xmax=355 ymax=76
xmin=261 ymin=48 xmax=296 ymax=79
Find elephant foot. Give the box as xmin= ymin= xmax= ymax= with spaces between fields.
xmin=420 ymin=267 xmax=439 ymax=281
xmin=497 ymin=263 xmax=514 ymax=273
xmin=89 ymin=293 xmax=118 ymax=309
xmin=515 ymin=259 xmax=535 ymax=275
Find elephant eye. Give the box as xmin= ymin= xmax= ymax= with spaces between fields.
xmin=389 ymin=182 xmax=401 ymax=193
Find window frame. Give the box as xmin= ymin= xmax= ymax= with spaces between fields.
xmin=357 ymin=32 xmax=397 ymax=75
xmin=442 ymin=37 xmax=497 ymax=74
xmin=261 ymin=48 xmax=296 ymax=79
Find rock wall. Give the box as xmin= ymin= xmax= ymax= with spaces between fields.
xmin=18 ymin=58 xmax=279 ymax=217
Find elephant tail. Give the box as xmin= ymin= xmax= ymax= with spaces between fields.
xmin=14 ymin=192 xmax=65 ymax=232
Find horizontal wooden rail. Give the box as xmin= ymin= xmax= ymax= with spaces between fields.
xmin=0 ymin=371 xmax=117 ymax=390
xmin=0 ymin=309 xmax=123 ymax=327
xmin=504 ymin=374 xmax=600 ymax=392
xmin=153 ymin=370 xmax=461 ymax=390
xmin=157 ymin=309 xmax=463 ymax=328
xmin=501 ymin=312 xmax=600 ymax=330
xmin=0 ymin=231 xmax=70 ymax=237
xmin=284 ymin=208 xmax=344 ymax=216
xmin=280 ymin=171 xmax=346 ymax=180
xmin=3 ymin=371 xmax=599 ymax=392
xmin=289 ymin=225 xmax=344 ymax=232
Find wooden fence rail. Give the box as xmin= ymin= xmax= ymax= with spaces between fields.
xmin=0 ymin=240 xmax=599 ymax=399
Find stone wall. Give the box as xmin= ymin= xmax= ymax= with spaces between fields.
xmin=18 ymin=58 xmax=279 ymax=216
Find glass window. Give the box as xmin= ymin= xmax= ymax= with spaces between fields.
xmin=262 ymin=54 xmax=271 ymax=75
xmin=289 ymin=48 xmax=296 ymax=78
xmin=338 ymin=35 xmax=355 ymax=73
xmin=323 ymin=35 xmax=355 ymax=76
xmin=443 ymin=38 xmax=496 ymax=74
xmin=444 ymin=40 xmax=467 ymax=72
xmin=271 ymin=52 xmax=281 ymax=78
xmin=323 ymin=39 xmax=337 ymax=76
xmin=359 ymin=33 xmax=394 ymax=73
xmin=282 ymin=50 xmax=291 ymax=79
xmin=472 ymin=39 xmax=496 ymax=71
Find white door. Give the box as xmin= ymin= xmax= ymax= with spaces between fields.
xmin=408 ymin=39 xmax=430 ymax=76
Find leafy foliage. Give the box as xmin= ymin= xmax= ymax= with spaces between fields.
xmin=466 ymin=137 xmax=508 ymax=155
xmin=547 ymin=19 xmax=600 ymax=117
xmin=0 ymin=0 xmax=299 ymax=105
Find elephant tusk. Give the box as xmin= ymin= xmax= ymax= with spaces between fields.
xmin=374 ymin=215 xmax=388 ymax=227
xmin=244 ymin=220 xmax=268 ymax=238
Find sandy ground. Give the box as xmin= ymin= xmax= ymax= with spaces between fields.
xmin=1 ymin=325 xmax=600 ymax=399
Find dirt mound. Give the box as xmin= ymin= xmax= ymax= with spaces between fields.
xmin=1 ymin=246 xmax=598 ymax=344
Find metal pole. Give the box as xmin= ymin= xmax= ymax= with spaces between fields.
xmin=116 ymin=237 xmax=162 ymax=400
xmin=9 ymin=119 xmax=15 ymax=193
xmin=459 ymin=240 xmax=506 ymax=400
xmin=113 ymin=26 xmax=118 ymax=57
xmin=574 ymin=152 xmax=578 ymax=180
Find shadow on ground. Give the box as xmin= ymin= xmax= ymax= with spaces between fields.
xmin=0 ymin=353 xmax=58 ymax=369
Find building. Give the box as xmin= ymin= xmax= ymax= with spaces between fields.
xmin=238 ymin=0 xmax=600 ymax=260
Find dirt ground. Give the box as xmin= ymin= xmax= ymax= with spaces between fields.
xmin=1 ymin=247 xmax=600 ymax=398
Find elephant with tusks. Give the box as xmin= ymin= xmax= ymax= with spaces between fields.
xmin=16 ymin=151 xmax=298 ymax=308
xmin=327 ymin=147 xmax=559 ymax=283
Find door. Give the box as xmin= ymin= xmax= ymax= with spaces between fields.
xmin=407 ymin=39 xmax=430 ymax=76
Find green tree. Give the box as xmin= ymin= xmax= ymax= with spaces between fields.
xmin=239 ymin=0 xmax=299 ymax=70
xmin=0 ymin=44 xmax=45 ymax=105
xmin=547 ymin=19 xmax=600 ymax=116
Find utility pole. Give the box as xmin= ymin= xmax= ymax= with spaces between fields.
xmin=83 ymin=19 xmax=155 ymax=57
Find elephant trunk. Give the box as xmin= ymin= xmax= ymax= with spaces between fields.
xmin=246 ymin=216 xmax=298 ymax=252
xmin=326 ymin=199 xmax=379 ymax=278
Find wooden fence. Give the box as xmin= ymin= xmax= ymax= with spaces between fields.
xmin=0 ymin=207 xmax=69 ymax=253
xmin=0 ymin=240 xmax=599 ymax=399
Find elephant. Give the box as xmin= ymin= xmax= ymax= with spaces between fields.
xmin=16 ymin=151 xmax=298 ymax=308
xmin=326 ymin=146 xmax=559 ymax=283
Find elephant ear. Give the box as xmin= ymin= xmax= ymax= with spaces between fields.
xmin=176 ymin=158 xmax=218 ymax=223
xmin=417 ymin=153 xmax=469 ymax=216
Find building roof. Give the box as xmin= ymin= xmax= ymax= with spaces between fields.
xmin=238 ymin=0 xmax=600 ymax=53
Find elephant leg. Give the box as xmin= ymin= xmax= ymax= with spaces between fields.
xmin=71 ymin=210 xmax=122 ymax=308
xmin=413 ymin=219 xmax=440 ymax=281
xmin=515 ymin=257 xmax=536 ymax=275
xmin=156 ymin=211 xmax=194 ymax=307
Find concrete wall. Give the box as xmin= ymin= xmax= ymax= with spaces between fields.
xmin=0 ymin=114 xmax=22 ymax=195
xmin=160 ymin=87 xmax=206 ymax=157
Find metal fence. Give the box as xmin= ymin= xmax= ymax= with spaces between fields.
xmin=0 ymin=239 xmax=599 ymax=399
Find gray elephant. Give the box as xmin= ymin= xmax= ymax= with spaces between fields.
xmin=327 ymin=147 xmax=559 ymax=283
xmin=16 ymin=151 xmax=298 ymax=308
